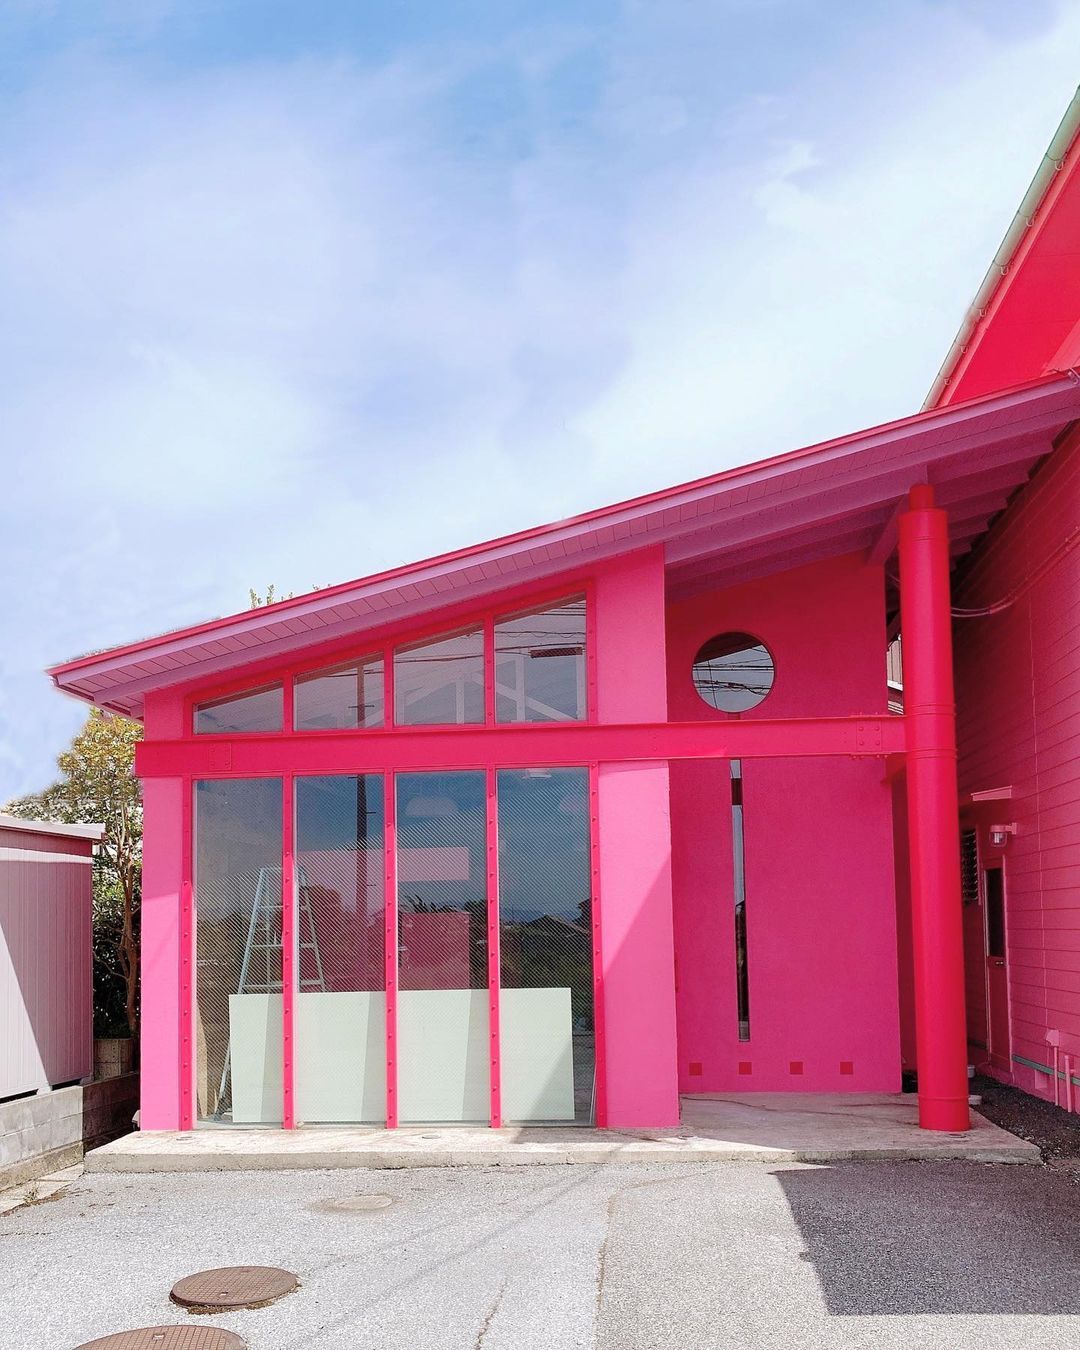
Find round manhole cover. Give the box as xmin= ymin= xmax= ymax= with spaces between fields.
xmin=77 ymin=1329 xmax=246 ymax=1349
xmin=312 ymin=1193 xmax=393 ymax=1213
xmin=170 ymin=1266 xmax=298 ymax=1313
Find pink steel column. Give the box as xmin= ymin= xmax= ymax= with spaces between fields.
xmin=383 ymin=772 xmax=399 ymax=1128
xmin=588 ymin=764 xmax=608 ymax=1127
xmin=179 ymin=781 xmax=194 ymax=1130
xmin=281 ymin=774 xmax=296 ymax=1129
xmin=486 ymin=767 xmax=502 ymax=1128
xmin=899 ymin=484 xmax=970 ymax=1132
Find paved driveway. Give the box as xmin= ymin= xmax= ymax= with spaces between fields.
xmin=3 ymin=1160 xmax=1080 ymax=1349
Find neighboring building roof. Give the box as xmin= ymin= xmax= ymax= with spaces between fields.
xmin=926 ymin=86 xmax=1080 ymax=408
xmin=49 ymin=372 xmax=1080 ymax=720
xmin=0 ymin=813 xmax=105 ymax=841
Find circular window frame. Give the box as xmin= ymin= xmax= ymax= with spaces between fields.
xmin=691 ymin=631 xmax=775 ymax=713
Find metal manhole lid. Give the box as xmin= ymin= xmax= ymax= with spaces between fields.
xmin=170 ymin=1266 xmax=298 ymax=1313
xmin=77 ymin=1329 xmax=246 ymax=1349
xmin=312 ymin=1193 xmax=393 ymax=1213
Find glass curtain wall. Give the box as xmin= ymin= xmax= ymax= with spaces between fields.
xmin=497 ymin=768 xmax=594 ymax=1123
xmin=194 ymin=777 xmax=283 ymax=1125
xmin=396 ymin=771 xmax=489 ymax=1122
xmin=294 ymin=775 xmax=385 ymax=1123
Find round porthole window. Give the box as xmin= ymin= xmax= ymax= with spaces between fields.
xmin=692 ymin=632 xmax=774 ymax=712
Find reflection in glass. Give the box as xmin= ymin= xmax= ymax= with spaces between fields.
xmin=691 ymin=633 xmax=774 ymax=713
xmin=495 ymin=598 xmax=586 ymax=723
xmin=194 ymin=778 xmax=283 ymax=1125
xmin=394 ymin=628 xmax=484 ymax=726
xmin=295 ymin=657 xmax=384 ymax=730
xmin=497 ymin=768 xmax=593 ymax=1123
xmin=294 ymin=775 xmax=385 ymax=1123
xmin=397 ymin=772 xmax=488 ymax=1122
xmin=194 ymin=685 xmax=284 ymax=734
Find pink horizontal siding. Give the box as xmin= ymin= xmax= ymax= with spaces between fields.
xmin=954 ymin=429 xmax=1080 ymax=1098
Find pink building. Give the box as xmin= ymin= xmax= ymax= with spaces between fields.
xmin=47 ymin=102 xmax=1080 ymax=1135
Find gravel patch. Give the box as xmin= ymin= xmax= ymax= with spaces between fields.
xmin=974 ymin=1075 xmax=1080 ymax=1167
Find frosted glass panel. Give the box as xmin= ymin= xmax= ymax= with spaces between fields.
xmin=397 ymin=991 xmax=489 ymax=1123
xmin=228 ymin=993 xmax=283 ymax=1124
xmin=498 ymin=768 xmax=593 ymax=1123
xmin=295 ymin=993 xmax=385 ymax=1123
xmin=294 ymin=774 xmax=385 ymax=1124
xmin=500 ymin=987 xmax=575 ymax=1122
xmin=397 ymin=771 xmax=488 ymax=1123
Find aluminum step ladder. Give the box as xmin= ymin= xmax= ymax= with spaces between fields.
xmin=215 ymin=865 xmax=325 ymax=1116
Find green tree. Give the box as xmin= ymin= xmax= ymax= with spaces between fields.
xmin=5 ymin=709 xmax=143 ymax=1038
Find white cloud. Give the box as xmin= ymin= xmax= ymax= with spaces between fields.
xmin=1 ymin=2 xmax=1078 ymax=795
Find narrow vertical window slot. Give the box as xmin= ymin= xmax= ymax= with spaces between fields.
xmin=731 ymin=760 xmax=750 ymax=1041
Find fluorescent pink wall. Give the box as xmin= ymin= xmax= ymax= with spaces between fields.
xmin=953 ymin=430 xmax=1080 ymax=1100
xmin=594 ymin=548 xmax=680 ymax=1126
xmin=667 ymin=552 xmax=901 ymax=1093
xmin=139 ymin=690 xmax=185 ymax=1130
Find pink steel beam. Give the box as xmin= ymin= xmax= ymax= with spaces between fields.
xmin=899 ymin=485 xmax=970 ymax=1132
xmin=135 ymin=716 xmax=906 ymax=780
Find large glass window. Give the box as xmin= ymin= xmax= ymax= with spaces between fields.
xmin=394 ymin=628 xmax=484 ymax=726
xmin=497 ymin=768 xmax=593 ymax=1123
xmin=396 ymin=771 xmax=488 ymax=1122
xmin=194 ymin=778 xmax=283 ymax=1125
xmin=295 ymin=657 xmax=384 ymax=730
xmin=495 ymin=598 xmax=586 ymax=723
xmin=294 ymin=775 xmax=385 ymax=1123
xmin=194 ymin=684 xmax=284 ymax=735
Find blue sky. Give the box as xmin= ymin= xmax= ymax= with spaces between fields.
xmin=1 ymin=0 xmax=1077 ymax=798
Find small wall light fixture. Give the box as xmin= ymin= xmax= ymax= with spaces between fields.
xmin=989 ymin=822 xmax=1017 ymax=848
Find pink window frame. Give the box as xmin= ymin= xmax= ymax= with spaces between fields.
xmin=183 ymin=579 xmax=598 ymax=738
xmin=181 ymin=585 xmax=602 ymax=1131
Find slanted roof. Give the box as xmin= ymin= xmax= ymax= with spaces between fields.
xmin=49 ymin=373 xmax=1080 ymax=720
xmin=927 ymin=87 xmax=1080 ymax=408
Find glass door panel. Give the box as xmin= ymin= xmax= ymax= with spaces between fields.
xmin=497 ymin=768 xmax=593 ymax=1123
xmin=194 ymin=778 xmax=283 ymax=1126
xmin=396 ymin=771 xmax=489 ymax=1123
xmin=294 ymin=775 xmax=386 ymax=1123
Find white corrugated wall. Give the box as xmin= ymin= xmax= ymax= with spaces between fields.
xmin=0 ymin=828 xmax=94 ymax=1098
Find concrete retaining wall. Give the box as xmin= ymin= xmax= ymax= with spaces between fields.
xmin=0 ymin=1074 xmax=139 ymax=1188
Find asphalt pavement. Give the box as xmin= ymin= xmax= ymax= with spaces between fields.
xmin=3 ymin=1159 xmax=1080 ymax=1349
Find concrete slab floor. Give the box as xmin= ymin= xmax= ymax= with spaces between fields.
xmin=2 ymin=1160 xmax=1080 ymax=1349
xmin=85 ymin=1095 xmax=1039 ymax=1173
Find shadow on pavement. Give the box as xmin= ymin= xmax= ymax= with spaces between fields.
xmin=773 ymin=1160 xmax=1080 ymax=1316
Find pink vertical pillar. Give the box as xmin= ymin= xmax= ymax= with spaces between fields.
xmin=594 ymin=547 xmax=680 ymax=1127
xmin=140 ymin=691 xmax=186 ymax=1130
xmin=899 ymin=485 xmax=970 ymax=1132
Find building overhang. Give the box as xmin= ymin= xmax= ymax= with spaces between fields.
xmin=49 ymin=373 xmax=1080 ymax=721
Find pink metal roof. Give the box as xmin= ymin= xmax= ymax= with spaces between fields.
xmin=49 ymin=373 xmax=1080 ymax=719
